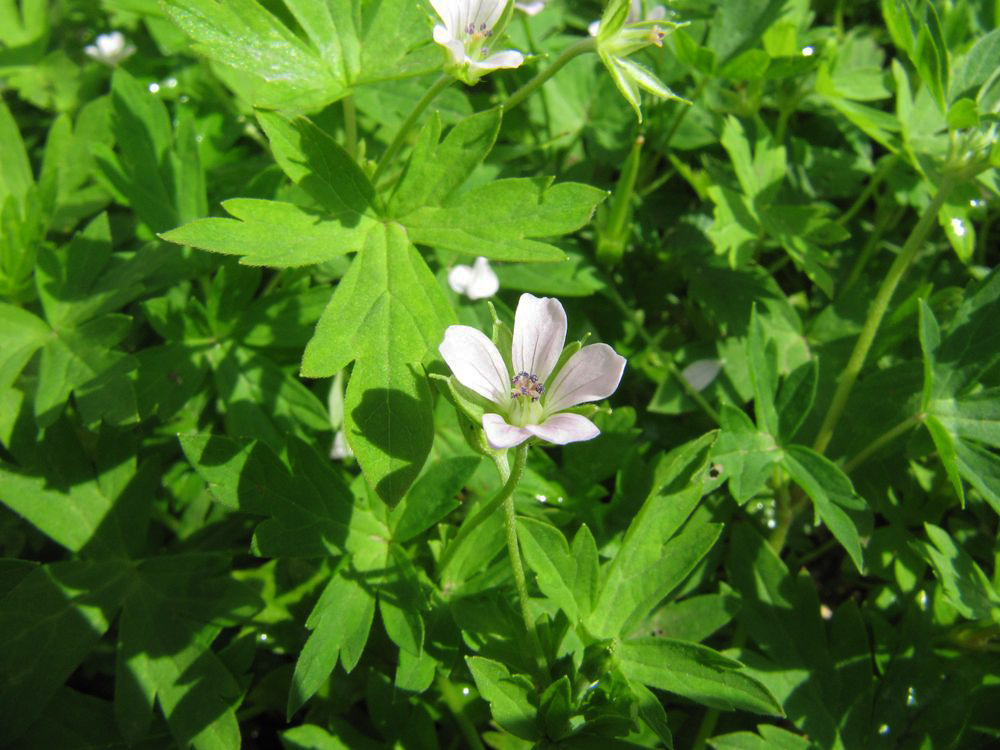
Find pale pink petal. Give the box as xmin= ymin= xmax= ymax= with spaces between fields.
xmin=527 ymin=413 xmax=600 ymax=444
xmin=512 ymin=293 xmax=566 ymax=383
xmin=439 ymin=326 xmax=510 ymax=405
xmin=588 ymin=19 xmax=601 ymax=36
xmin=433 ymin=24 xmax=453 ymax=44
xmin=483 ymin=413 xmax=533 ymax=449
xmin=648 ymin=5 xmax=668 ymax=21
xmin=543 ymin=343 xmax=626 ymax=413
xmin=473 ymin=49 xmax=525 ymax=71
xmin=681 ymin=359 xmax=722 ymax=392
xmin=431 ymin=0 xmax=454 ymax=27
xmin=480 ymin=0 xmax=506 ymax=29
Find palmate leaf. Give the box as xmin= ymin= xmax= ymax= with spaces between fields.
xmin=918 ymin=271 xmax=1000 ymax=511
xmin=0 ymin=560 xmax=131 ymax=743
xmin=162 ymin=0 xmax=437 ymax=112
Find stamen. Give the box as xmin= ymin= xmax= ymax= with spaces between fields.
xmin=511 ymin=372 xmax=545 ymax=401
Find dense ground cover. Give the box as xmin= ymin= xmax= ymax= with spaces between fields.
xmin=1 ymin=0 xmax=999 ymax=748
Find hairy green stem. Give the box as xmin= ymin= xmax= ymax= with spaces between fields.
xmin=498 ymin=444 xmax=548 ymax=677
xmin=437 ymin=446 xmax=519 ymax=575
xmin=843 ymin=413 xmax=924 ymax=474
xmin=812 ymin=176 xmax=957 ymax=455
xmin=504 ymin=37 xmax=596 ymax=112
xmin=436 ymin=673 xmax=487 ymax=750
xmin=837 ymin=154 xmax=899 ymax=228
xmin=373 ymin=74 xmax=453 ymax=186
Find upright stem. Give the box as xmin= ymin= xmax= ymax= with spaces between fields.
xmin=812 ymin=176 xmax=957 ymax=455
xmin=504 ymin=37 xmax=596 ymax=112
xmin=373 ymin=74 xmax=453 ymax=186
xmin=498 ymin=444 xmax=548 ymax=677
xmin=843 ymin=412 xmax=923 ymax=474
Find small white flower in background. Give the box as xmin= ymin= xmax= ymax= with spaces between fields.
xmin=448 ymin=256 xmax=499 ymax=300
xmin=515 ymin=1 xmax=546 ymax=15
xmin=84 ymin=31 xmax=135 ymax=66
xmin=430 ymin=0 xmax=524 ymax=84
xmin=328 ymin=371 xmax=353 ymax=460
xmin=330 ymin=429 xmax=354 ymax=460
xmin=439 ymin=293 xmax=626 ymax=450
xmin=589 ymin=0 xmax=666 ymax=36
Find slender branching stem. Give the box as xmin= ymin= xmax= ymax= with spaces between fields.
xmin=436 ymin=673 xmax=487 ymax=750
xmin=504 ymin=37 xmax=596 ymax=112
xmin=373 ymin=74 xmax=453 ymax=186
xmin=812 ymin=175 xmax=958 ymax=455
xmin=843 ymin=413 xmax=924 ymax=474
xmin=498 ymin=444 xmax=548 ymax=677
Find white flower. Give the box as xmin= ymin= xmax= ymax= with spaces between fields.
xmin=515 ymin=1 xmax=546 ymax=15
xmin=84 ymin=31 xmax=135 ymax=66
xmin=439 ymin=293 xmax=626 ymax=449
xmin=589 ymin=0 xmax=666 ymax=36
xmin=430 ymin=0 xmax=524 ymax=84
xmin=448 ymin=256 xmax=499 ymax=300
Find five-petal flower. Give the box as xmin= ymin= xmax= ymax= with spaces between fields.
xmin=439 ymin=293 xmax=626 ymax=450
xmin=430 ymin=0 xmax=524 ymax=84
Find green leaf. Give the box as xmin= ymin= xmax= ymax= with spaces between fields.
xmin=782 ymin=445 xmax=871 ymax=573
xmin=0 ymin=561 xmax=130 ymax=742
xmin=390 ymin=456 xmax=480 ymax=543
xmin=953 ymin=27 xmax=1000 ymax=97
xmin=618 ymin=639 xmax=783 ymax=716
xmin=403 ymin=177 xmax=605 ymax=262
xmin=162 ymin=199 xmax=373 ymax=267
xmin=727 ymin=525 xmax=845 ymax=747
xmin=517 ymin=517 xmax=580 ymax=622
xmin=256 ymin=112 xmax=376 ymax=218
xmin=163 ymin=0 xmax=436 ymax=111
xmin=289 ymin=564 xmax=382 ymax=716
xmin=466 ymin=656 xmax=541 ymax=741
xmin=344 ymin=357 xmax=434 ymax=508
xmin=94 ymin=69 xmax=205 ymax=233
xmin=747 ymin=306 xmax=779 ymax=435
xmin=706 ymin=0 xmax=787 ymax=64
xmin=0 ymin=302 xmax=48 ymax=391
xmin=709 ymin=725 xmax=810 ymax=750
xmin=389 ymin=109 xmax=503 ymax=218
xmin=712 ymin=405 xmax=781 ymax=504
xmin=180 ymin=433 xmax=355 ymax=557
xmin=921 ymin=523 xmax=1000 ymax=620
xmin=775 ymin=359 xmax=818 ymax=443
xmin=587 ymin=433 xmax=715 ymax=638
xmin=0 ymin=97 xmax=33 ymax=206
xmin=913 ymin=2 xmax=949 ymax=112
xmin=210 ymin=344 xmax=331 ymax=453
xmin=302 ymin=222 xmax=454 ymax=377
xmin=117 ymin=563 xmax=255 ymax=750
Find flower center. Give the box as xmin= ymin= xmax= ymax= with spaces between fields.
xmin=464 ymin=22 xmax=494 ymax=39
xmin=511 ymin=371 xmax=545 ymax=402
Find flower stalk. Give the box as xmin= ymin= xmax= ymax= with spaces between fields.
xmin=372 ymin=74 xmax=453 ymax=187
xmin=812 ymin=174 xmax=958 ymax=455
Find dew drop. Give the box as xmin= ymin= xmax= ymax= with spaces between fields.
xmin=461 ymin=686 xmax=470 ymax=696
xmin=257 ymin=632 xmax=269 ymax=642
xmin=148 ymin=82 xmax=160 ymax=93
xmin=802 ymin=45 xmax=815 ymax=56
xmin=535 ymin=494 xmax=548 ymax=504
xmin=878 ymin=724 xmax=890 ymax=736
xmin=906 ymin=686 xmax=917 ymax=707
xmin=950 ymin=217 xmax=968 ymax=237
xmin=165 ymin=77 xmax=178 ymax=88
xmin=917 ymin=589 xmax=928 ymax=610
